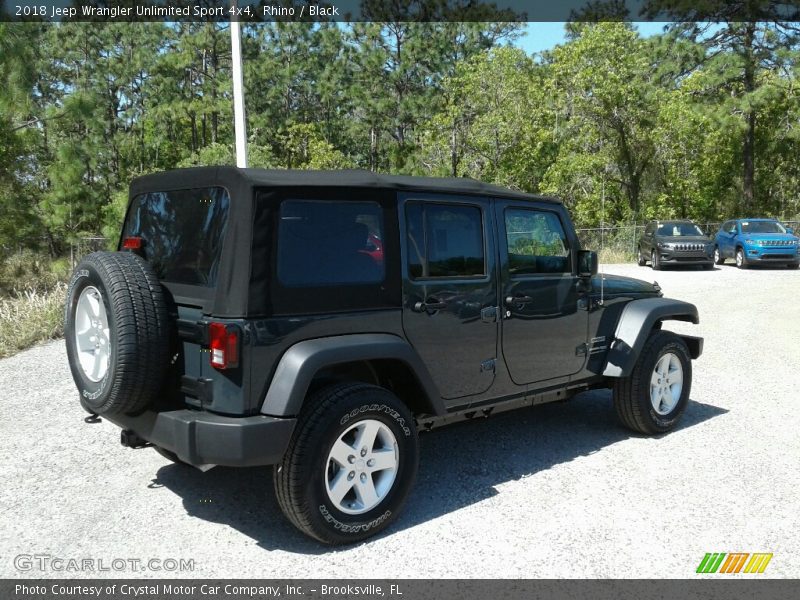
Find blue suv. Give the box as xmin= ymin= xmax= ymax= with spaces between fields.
xmin=714 ymin=218 xmax=799 ymax=269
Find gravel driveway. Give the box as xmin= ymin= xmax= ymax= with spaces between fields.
xmin=1 ymin=262 xmax=798 ymax=578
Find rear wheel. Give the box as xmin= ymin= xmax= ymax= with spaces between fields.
xmin=613 ymin=331 xmax=691 ymax=435
xmin=274 ymin=382 xmax=419 ymax=545
xmin=637 ymin=249 xmax=647 ymax=266
xmin=735 ymin=247 xmax=748 ymax=269
xmin=713 ymin=246 xmax=724 ymax=265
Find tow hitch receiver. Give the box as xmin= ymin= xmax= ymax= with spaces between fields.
xmin=120 ymin=429 xmax=151 ymax=449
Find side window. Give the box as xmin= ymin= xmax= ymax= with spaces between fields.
xmin=505 ymin=208 xmax=570 ymax=275
xmin=726 ymin=221 xmax=737 ymax=234
xmin=645 ymin=223 xmax=654 ymax=236
xmin=406 ymin=202 xmax=485 ymax=279
xmin=277 ymin=199 xmax=384 ymax=287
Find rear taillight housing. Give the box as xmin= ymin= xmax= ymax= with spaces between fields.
xmin=122 ymin=236 xmax=144 ymax=250
xmin=208 ymin=322 xmax=239 ymax=370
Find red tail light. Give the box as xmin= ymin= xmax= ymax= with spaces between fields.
xmin=208 ymin=322 xmax=239 ymax=369
xmin=122 ymin=236 xmax=144 ymax=250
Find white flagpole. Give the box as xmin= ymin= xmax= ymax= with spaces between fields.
xmin=230 ymin=0 xmax=248 ymax=168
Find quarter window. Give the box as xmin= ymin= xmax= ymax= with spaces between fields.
xmin=505 ymin=209 xmax=570 ymax=275
xmin=406 ymin=202 xmax=485 ymax=279
xmin=277 ymin=200 xmax=384 ymax=287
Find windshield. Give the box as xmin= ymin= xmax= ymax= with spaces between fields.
xmin=740 ymin=221 xmax=786 ymax=234
xmin=656 ymin=223 xmax=705 ymax=237
xmin=121 ymin=187 xmax=230 ymax=287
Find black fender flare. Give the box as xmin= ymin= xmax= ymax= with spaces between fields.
xmin=260 ymin=333 xmax=445 ymax=417
xmin=602 ymin=298 xmax=702 ymax=378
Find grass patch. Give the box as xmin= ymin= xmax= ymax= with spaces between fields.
xmin=0 ymin=251 xmax=70 ymax=358
xmin=0 ymin=283 xmax=67 ymax=358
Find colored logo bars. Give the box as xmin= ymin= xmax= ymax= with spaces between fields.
xmin=696 ymin=553 xmax=773 ymax=574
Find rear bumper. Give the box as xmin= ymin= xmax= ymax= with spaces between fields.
xmin=106 ymin=409 xmax=296 ymax=467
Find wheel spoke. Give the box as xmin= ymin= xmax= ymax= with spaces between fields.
xmin=90 ymin=352 xmax=104 ymax=380
xmin=329 ymin=439 xmax=354 ymax=467
xmin=327 ymin=470 xmax=354 ymax=505
xmin=355 ymin=420 xmax=381 ymax=453
xmin=369 ymin=449 xmax=397 ymax=472
xmin=650 ymin=369 xmax=661 ymax=388
xmin=355 ymin=476 xmax=379 ymax=508
xmin=76 ymin=329 xmax=95 ymax=352
xmin=87 ymin=292 xmax=101 ymax=317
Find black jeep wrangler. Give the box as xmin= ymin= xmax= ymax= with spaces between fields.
xmin=65 ymin=167 xmax=702 ymax=544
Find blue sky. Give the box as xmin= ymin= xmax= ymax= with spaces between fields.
xmin=518 ymin=22 xmax=673 ymax=54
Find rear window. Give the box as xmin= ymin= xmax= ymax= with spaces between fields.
xmin=121 ymin=187 xmax=230 ymax=287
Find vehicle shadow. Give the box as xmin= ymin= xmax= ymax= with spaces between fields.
xmin=152 ymin=391 xmax=726 ymax=554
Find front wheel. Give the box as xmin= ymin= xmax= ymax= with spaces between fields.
xmin=735 ymin=247 xmax=748 ymax=269
xmin=613 ymin=331 xmax=691 ymax=435
xmin=274 ymin=382 xmax=419 ymax=545
xmin=651 ymin=249 xmax=661 ymax=271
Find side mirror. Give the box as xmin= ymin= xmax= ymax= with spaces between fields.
xmin=786 ymin=227 xmax=794 ymax=235
xmin=578 ymin=250 xmax=598 ymax=278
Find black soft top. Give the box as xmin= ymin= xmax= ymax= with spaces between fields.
xmin=130 ymin=166 xmax=559 ymax=204
xmin=127 ymin=167 xmax=559 ymax=317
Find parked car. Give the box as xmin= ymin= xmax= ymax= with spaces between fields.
xmin=64 ymin=167 xmax=703 ymax=545
xmin=713 ymin=218 xmax=799 ymax=269
xmin=637 ymin=219 xmax=714 ymax=270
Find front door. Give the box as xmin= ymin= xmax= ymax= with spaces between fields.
xmin=400 ymin=194 xmax=498 ymax=402
xmin=496 ymin=201 xmax=588 ymax=385
xmin=719 ymin=221 xmax=738 ymax=258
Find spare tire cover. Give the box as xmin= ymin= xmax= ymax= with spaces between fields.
xmin=64 ymin=251 xmax=171 ymax=416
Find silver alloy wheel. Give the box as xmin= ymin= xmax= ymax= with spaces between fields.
xmin=74 ymin=286 xmax=111 ymax=382
xmin=714 ymin=247 xmax=720 ymax=263
xmin=736 ymin=249 xmax=744 ymax=267
xmin=650 ymin=352 xmax=683 ymax=416
xmin=324 ymin=419 xmax=399 ymax=515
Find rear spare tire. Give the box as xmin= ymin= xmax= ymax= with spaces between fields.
xmin=65 ymin=251 xmax=171 ymax=416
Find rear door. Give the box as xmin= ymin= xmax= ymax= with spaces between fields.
xmin=495 ymin=200 xmax=588 ymax=385
xmin=399 ymin=194 xmax=499 ymax=402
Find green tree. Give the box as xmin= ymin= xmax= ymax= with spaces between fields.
xmin=543 ymin=23 xmax=659 ymax=224
xmin=653 ymin=1 xmax=800 ymax=213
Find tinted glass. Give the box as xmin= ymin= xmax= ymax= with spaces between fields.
xmin=740 ymin=220 xmax=786 ymax=234
xmin=656 ymin=223 xmax=705 ymax=236
xmin=505 ymin=209 xmax=570 ymax=275
xmin=122 ymin=187 xmax=230 ymax=286
xmin=277 ymin=200 xmax=384 ymax=287
xmin=406 ymin=202 xmax=485 ymax=279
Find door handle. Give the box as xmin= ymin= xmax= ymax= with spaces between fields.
xmin=413 ymin=299 xmax=447 ymax=313
xmin=505 ymin=295 xmax=533 ymax=306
